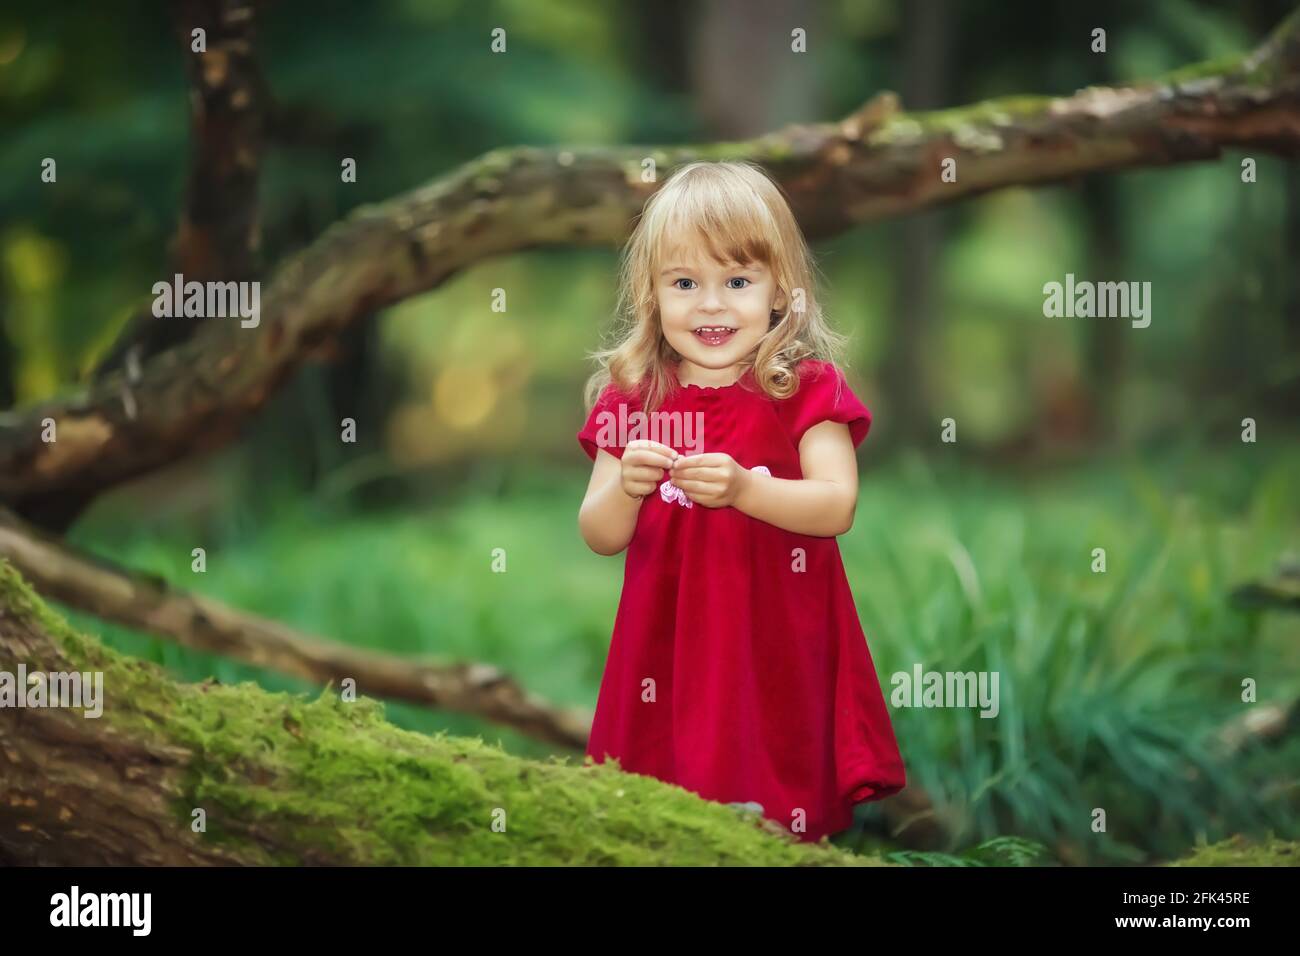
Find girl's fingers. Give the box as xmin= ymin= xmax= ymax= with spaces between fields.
xmin=627 ymin=440 xmax=679 ymax=461
xmin=628 ymin=451 xmax=675 ymax=469
xmin=670 ymin=466 xmax=724 ymax=482
xmin=671 ymin=453 xmax=725 ymax=468
xmin=671 ymin=478 xmax=718 ymax=494
xmin=671 ymin=459 xmax=726 ymax=475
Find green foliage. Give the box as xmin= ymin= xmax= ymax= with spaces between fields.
xmin=63 ymin=440 xmax=1300 ymax=864
xmin=841 ymin=444 xmax=1300 ymax=864
xmin=886 ymin=836 xmax=1052 ymax=867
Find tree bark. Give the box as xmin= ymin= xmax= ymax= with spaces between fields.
xmin=0 ymin=509 xmax=591 ymax=750
xmin=0 ymin=562 xmax=867 ymax=865
xmin=94 ymin=0 xmax=268 ymax=386
xmin=3 ymin=9 xmax=1300 ymax=526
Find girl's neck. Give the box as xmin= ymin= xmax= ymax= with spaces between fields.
xmin=675 ymin=360 xmax=746 ymax=389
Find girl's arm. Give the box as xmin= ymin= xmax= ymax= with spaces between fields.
xmin=579 ymin=450 xmax=641 ymax=555
xmin=671 ymin=420 xmax=858 ymax=537
xmin=736 ymin=420 xmax=858 ymax=536
xmin=578 ymin=441 xmax=677 ymax=555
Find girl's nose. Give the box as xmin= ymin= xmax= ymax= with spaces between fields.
xmin=700 ymin=285 xmax=725 ymax=310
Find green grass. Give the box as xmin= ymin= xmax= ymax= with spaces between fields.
xmin=64 ymin=440 xmax=1300 ymax=864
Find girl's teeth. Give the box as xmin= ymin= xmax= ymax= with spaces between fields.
xmin=694 ymin=327 xmax=737 ymax=346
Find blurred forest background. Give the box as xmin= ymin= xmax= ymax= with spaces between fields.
xmin=1 ymin=0 xmax=1298 ymax=864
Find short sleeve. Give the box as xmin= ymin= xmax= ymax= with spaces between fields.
xmin=785 ymin=361 xmax=872 ymax=450
xmin=577 ymin=383 xmax=640 ymax=461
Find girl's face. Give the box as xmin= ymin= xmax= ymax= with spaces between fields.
xmin=656 ymin=244 xmax=784 ymax=383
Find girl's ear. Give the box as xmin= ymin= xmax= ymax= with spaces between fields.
xmin=770 ymin=288 xmax=788 ymax=326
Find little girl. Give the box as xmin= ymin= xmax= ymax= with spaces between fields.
xmin=576 ymin=160 xmax=905 ymax=843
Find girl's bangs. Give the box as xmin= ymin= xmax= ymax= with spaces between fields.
xmin=650 ymin=183 xmax=777 ymax=272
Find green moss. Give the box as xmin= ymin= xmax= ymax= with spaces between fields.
xmin=0 ymin=561 xmax=880 ymax=866
xmin=864 ymin=95 xmax=1054 ymax=151
xmin=0 ymin=560 xmax=132 ymax=674
xmin=916 ymin=95 xmax=1056 ymax=130
xmin=474 ymin=147 xmax=515 ymax=175
xmin=865 ymin=11 xmax=1297 ymax=152
xmin=673 ymin=140 xmax=752 ymax=163
xmin=1165 ymin=835 xmax=1300 ymax=867
xmin=1159 ymin=53 xmax=1243 ymax=86
xmin=1157 ymin=7 xmax=1300 ymax=89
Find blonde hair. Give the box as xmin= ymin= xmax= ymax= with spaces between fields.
xmin=584 ymin=160 xmax=849 ymax=415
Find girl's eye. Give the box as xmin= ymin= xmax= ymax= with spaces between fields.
xmin=727 ymin=277 xmax=751 ymax=290
xmin=673 ymin=278 xmax=696 ymax=291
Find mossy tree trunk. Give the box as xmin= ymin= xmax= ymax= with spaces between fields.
xmin=0 ymin=507 xmax=592 ymax=749
xmin=0 ymin=562 xmax=872 ymax=865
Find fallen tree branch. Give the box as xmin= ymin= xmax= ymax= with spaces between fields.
xmin=3 ymin=9 xmax=1300 ymax=524
xmin=0 ymin=561 xmax=853 ymax=864
xmin=1230 ymin=556 xmax=1300 ymax=612
xmin=0 ymin=509 xmax=590 ymax=750
xmin=1212 ymin=700 xmax=1299 ymax=758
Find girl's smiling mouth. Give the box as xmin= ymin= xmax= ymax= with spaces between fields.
xmin=692 ymin=326 xmax=736 ymax=346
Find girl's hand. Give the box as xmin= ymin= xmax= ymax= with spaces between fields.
xmin=669 ymin=452 xmax=752 ymax=508
xmin=621 ymin=439 xmax=678 ymax=499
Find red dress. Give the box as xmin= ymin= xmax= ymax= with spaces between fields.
xmin=577 ymin=358 xmax=905 ymax=842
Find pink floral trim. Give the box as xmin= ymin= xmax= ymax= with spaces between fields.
xmin=659 ymin=477 xmax=693 ymax=508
